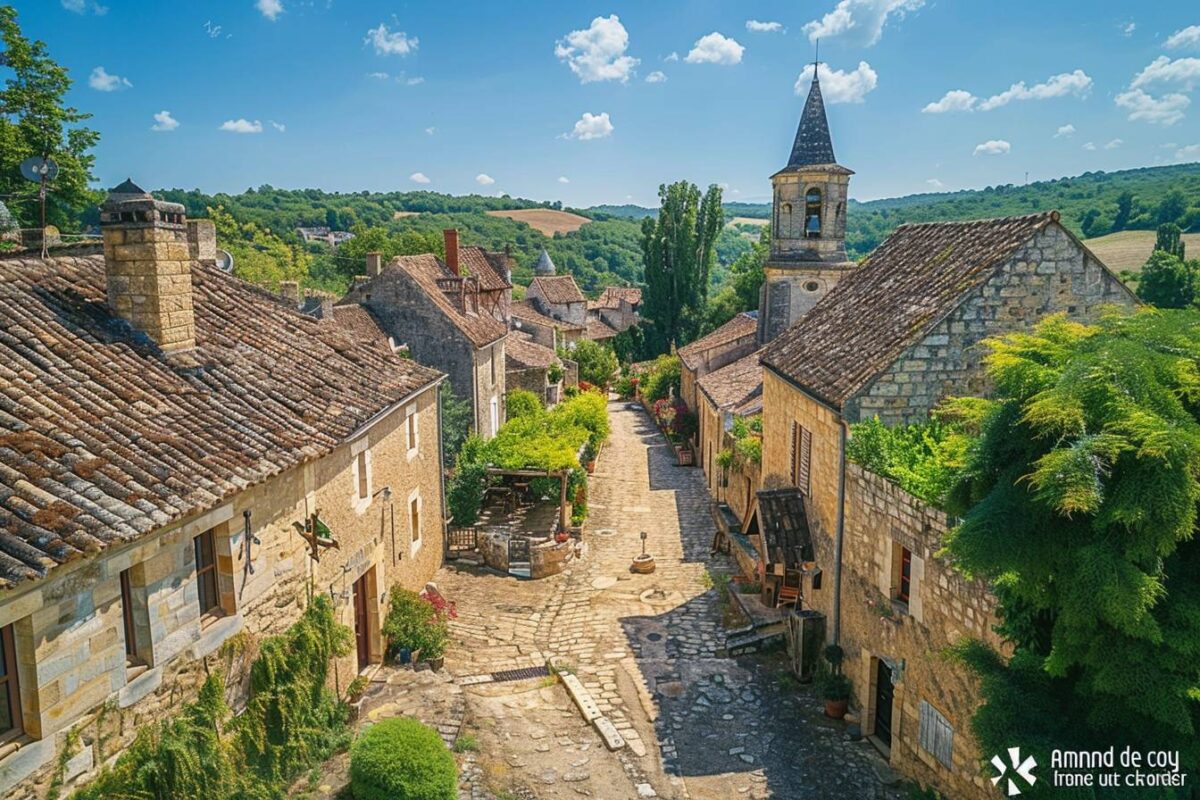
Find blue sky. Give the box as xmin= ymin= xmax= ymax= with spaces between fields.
xmin=10 ymin=1 xmax=1200 ymax=206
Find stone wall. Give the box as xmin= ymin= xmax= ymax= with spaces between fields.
xmin=833 ymin=465 xmax=1005 ymax=800
xmin=0 ymin=385 xmax=445 ymax=799
xmin=848 ymin=224 xmax=1136 ymax=425
xmin=473 ymin=341 xmax=505 ymax=438
xmin=101 ymin=222 xmax=196 ymax=352
xmin=507 ymin=366 xmax=548 ymax=400
xmin=680 ymin=334 xmax=757 ymax=411
xmin=530 ymin=539 xmax=573 ymax=579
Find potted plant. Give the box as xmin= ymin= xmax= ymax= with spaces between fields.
xmin=821 ymin=672 xmax=852 ymax=719
xmin=384 ymin=588 xmax=450 ymax=671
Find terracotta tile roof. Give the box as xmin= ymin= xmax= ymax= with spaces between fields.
xmin=697 ymin=351 xmax=763 ymax=412
xmin=530 ymin=275 xmax=585 ymax=305
xmin=511 ymin=300 xmax=584 ymax=332
xmin=586 ymin=319 xmax=618 ymax=341
xmin=460 ymin=246 xmax=512 ymax=292
xmin=678 ymin=312 xmax=759 ymax=371
xmin=761 ymin=212 xmax=1064 ymax=408
xmin=0 ymin=254 xmax=442 ymax=589
xmin=506 ymin=332 xmax=558 ymax=370
xmin=330 ymin=304 xmax=395 ymax=354
xmin=593 ymin=286 xmax=641 ymax=309
xmin=392 ymin=253 xmax=508 ymax=348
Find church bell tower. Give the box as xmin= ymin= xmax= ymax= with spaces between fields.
xmin=758 ymin=65 xmax=856 ymax=344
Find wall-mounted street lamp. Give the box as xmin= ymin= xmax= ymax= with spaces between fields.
xmin=374 ymin=486 xmax=398 ymax=563
xmin=243 ymin=509 xmax=261 ymax=574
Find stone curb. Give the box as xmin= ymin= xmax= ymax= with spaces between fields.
xmin=557 ymin=668 xmax=626 ymax=751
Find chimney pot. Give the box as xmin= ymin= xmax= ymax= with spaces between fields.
xmin=366 ymin=251 xmax=383 ymax=278
xmin=186 ymin=219 xmax=217 ymax=264
xmin=444 ymin=229 xmax=460 ymax=276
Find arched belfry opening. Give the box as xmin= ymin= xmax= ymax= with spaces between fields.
xmin=805 ymin=188 xmax=823 ymax=238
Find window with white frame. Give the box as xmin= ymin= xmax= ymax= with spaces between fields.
xmin=409 ymin=490 xmax=422 ymax=554
xmin=918 ymin=700 xmax=954 ymax=769
xmin=405 ymin=403 xmax=419 ymax=457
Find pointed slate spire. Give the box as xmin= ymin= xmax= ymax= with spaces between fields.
xmin=787 ymin=71 xmax=837 ymax=168
xmin=535 ymin=248 xmax=556 ymax=276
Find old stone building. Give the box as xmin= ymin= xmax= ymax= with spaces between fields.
xmin=695 ymin=351 xmax=763 ymax=504
xmin=757 ymin=70 xmax=856 ymax=345
xmin=756 ymin=211 xmax=1136 ymax=797
xmin=0 ymin=184 xmax=447 ymax=798
xmin=587 ymin=286 xmax=641 ymax=333
xmin=506 ymin=331 xmax=567 ymax=406
xmin=510 ymin=299 xmax=585 ymax=350
xmin=340 ymin=231 xmax=509 ymax=439
xmin=677 ymin=311 xmax=758 ymax=412
xmin=526 ymin=274 xmax=587 ymax=330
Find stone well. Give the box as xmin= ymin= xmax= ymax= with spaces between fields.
xmin=477 ymin=531 xmax=574 ymax=579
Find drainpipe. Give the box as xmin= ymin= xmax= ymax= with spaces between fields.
xmin=832 ymin=415 xmax=849 ymax=646
xmin=437 ymin=380 xmax=449 ymax=561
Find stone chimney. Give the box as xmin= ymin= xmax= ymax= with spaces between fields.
xmin=186 ymin=219 xmax=217 ymax=266
xmin=101 ymin=179 xmax=196 ymax=352
xmin=279 ymin=280 xmax=300 ymax=306
xmin=444 ymin=229 xmax=460 ymax=276
xmin=366 ymin=252 xmax=383 ymax=278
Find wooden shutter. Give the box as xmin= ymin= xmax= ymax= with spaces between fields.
xmin=919 ymin=700 xmax=954 ymax=769
xmin=789 ymin=422 xmax=799 ymax=485
xmin=798 ymin=427 xmax=812 ymax=495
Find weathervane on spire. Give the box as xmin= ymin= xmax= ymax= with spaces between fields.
xmin=812 ymin=39 xmax=821 ymax=82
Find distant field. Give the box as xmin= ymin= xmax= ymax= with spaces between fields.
xmin=1083 ymin=230 xmax=1200 ymax=272
xmin=392 ymin=211 xmax=420 ymax=219
xmin=486 ymin=208 xmax=591 ymax=235
xmin=729 ymin=216 xmax=769 ymax=227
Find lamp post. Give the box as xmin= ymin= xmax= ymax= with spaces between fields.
xmin=632 ymin=530 xmax=655 ymax=574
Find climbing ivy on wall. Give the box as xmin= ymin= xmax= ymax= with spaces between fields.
xmin=72 ymin=595 xmax=352 ymax=800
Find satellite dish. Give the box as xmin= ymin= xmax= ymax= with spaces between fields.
xmin=215 ymin=249 xmax=234 ymax=273
xmin=20 ymin=157 xmax=59 ymax=183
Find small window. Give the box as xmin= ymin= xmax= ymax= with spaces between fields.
xmin=918 ymin=700 xmax=954 ymax=769
xmin=490 ymin=347 xmax=497 ymax=386
xmin=898 ymin=545 xmax=913 ymax=603
xmin=804 ymin=281 xmax=821 ymax=292
xmin=0 ymin=624 xmax=22 ymax=743
xmin=405 ymin=405 xmax=419 ymax=454
xmin=805 ymin=188 xmax=823 ymax=238
xmin=356 ymin=451 xmax=369 ymax=500
xmin=790 ymin=422 xmax=812 ymax=495
xmin=194 ymin=530 xmax=220 ymax=617
xmin=410 ymin=497 xmax=421 ymax=544
xmin=119 ymin=569 xmax=146 ymax=666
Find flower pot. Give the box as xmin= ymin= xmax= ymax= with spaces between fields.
xmin=631 ymin=553 xmax=656 ymax=574
xmin=824 ymin=699 xmax=848 ymax=720
xmin=397 ymin=647 xmax=412 ymax=665
xmin=555 ymin=531 xmax=570 ymax=544
xmin=427 ymin=656 xmax=445 ymax=672
xmin=586 ymin=461 xmax=596 ymax=474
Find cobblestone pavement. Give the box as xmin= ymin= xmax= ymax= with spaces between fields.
xmin=435 ymin=400 xmax=902 ymax=800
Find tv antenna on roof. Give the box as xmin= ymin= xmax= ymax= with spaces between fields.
xmin=19 ymin=156 xmax=58 ymax=257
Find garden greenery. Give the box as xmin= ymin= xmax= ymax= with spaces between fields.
xmin=943 ymin=310 xmax=1200 ymax=795
xmin=349 ymin=717 xmax=457 ymax=800
xmin=846 ymin=416 xmax=969 ymax=507
xmin=382 ymin=587 xmax=450 ymax=661
xmin=505 ymin=389 xmax=543 ymax=420
xmin=639 ymin=354 xmax=681 ymax=403
xmin=73 ymin=595 xmax=351 ymax=800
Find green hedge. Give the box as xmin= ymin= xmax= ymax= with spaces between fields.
xmin=349 ymin=718 xmax=457 ymax=800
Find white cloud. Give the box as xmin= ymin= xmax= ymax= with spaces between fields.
xmin=203 ymin=21 xmax=223 ymax=39
xmin=558 ymin=176 xmax=571 ymax=184
xmin=151 ymin=110 xmax=179 ymax=132
xmin=1082 ymin=142 xmax=1096 ymax=151
xmin=1115 ymin=88 xmax=1190 ymax=125
xmin=61 ymin=0 xmax=107 ymax=15
xmin=405 ymin=76 xmax=425 ymax=85
xmin=1105 ymin=138 xmax=1123 ymax=149
xmin=802 ymin=0 xmax=924 ymax=47
xmin=664 ymin=52 xmax=680 ymax=62
xmin=795 ymin=62 xmax=878 ymax=104
xmin=425 ymin=127 xmax=436 ymax=135
xmin=366 ymin=23 xmax=418 ymax=56
xmin=1166 ymin=25 xmax=1200 ymax=50
xmin=256 ymin=0 xmax=282 ymax=22
xmin=564 ymin=111 xmax=614 ymax=141
xmin=367 ymin=72 xmax=389 ymax=80
xmin=1054 ymin=123 xmax=1076 ymax=138
xmin=1121 ymin=22 xmax=1136 ymax=37
xmin=410 ymin=172 xmax=431 ymax=184
xmin=926 ymin=178 xmax=944 ymax=188
xmin=220 ymin=119 xmax=263 ymax=134
xmin=1176 ymin=143 xmax=1200 ymax=160
xmin=978 ymin=70 xmax=1092 ymax=111
xmin=922 ymin=89 xmax=976 ymax=113
xmin=270 ymin=121 xmax=286 ymax=133
xmin=555 ymin=15 xmax=638 ymax=84
xmin=645 ymin=71 xmax=667 ymax=83
xmin=1131 ymin=56 xmax=1200 ymax=92
xmin=685 ymin=32 xmax=744 ymax=65
xmin=973 ymin=139 xmax=1011 ymax=156
xmin=475 ymin=174 xmax=495 ymax=186
xmin=746 ymin=20 xmax=784 ymax=33
xmin=88 ymin=66 xmax=131 ymax=92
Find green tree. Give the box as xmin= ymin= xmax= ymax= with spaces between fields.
xmin=1136 ymin=250 xmax=1196 ymax=308
xmin=944 ymin=311 xmax=1200 ymax=796
xmin=506 ymin=389 xmax=543 ymax=419
xmin=440 ymin=383 xmax=472 ymax=467
xmin=1156 ymin=190 xmax=1188 ymax=227
xmin=568 ymin=339 xmax=619 ymax=387
xmin=640 ymin=181 xmax=724 ymax=350
xmin=1155 ymin=222 xmax=1186 ymax=259
xmin=1113 ymin=190 xmax=1134 ymax=232
xmin=0 ymin=5 xmax=100 ymax=230
xmin=611 ymin=324 xmax=645 ymax=364
xmin=209 ymin=205 xmax=308 ymax=289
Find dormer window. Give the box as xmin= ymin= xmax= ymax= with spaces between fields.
xmin=805 ymin=188 xmax=823 ymax=238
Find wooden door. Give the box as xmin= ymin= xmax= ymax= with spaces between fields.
xmin=875 ymin=658 xmax=894 ymax=748
xmin=352 ymin=574 xmax=370 ymax=670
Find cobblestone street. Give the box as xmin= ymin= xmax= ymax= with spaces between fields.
xmin=435 ymin=400 xmax=903 ymax=800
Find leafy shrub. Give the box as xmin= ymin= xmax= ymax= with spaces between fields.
xmin=846 ymin=416 xmax=967 ymax=507
xmin=447 ymin=459 xmax=488 ymax=526
xmin=569 ymin=339 xmax=619 ymax=387
xmin=349 ymin=718 xmax=457 ymax=800
xmin=639 ymin=354 xmax=681 ymax=403
xmin=506 ymin=389 xmax=543 ymax=420
xmin=613 ymin=373 xmax=637 ymax=400
xmin=1136 ymin=249 xmax=1198 ymax=308
xmin=383 ymin=588 xmax=450 ymax=661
